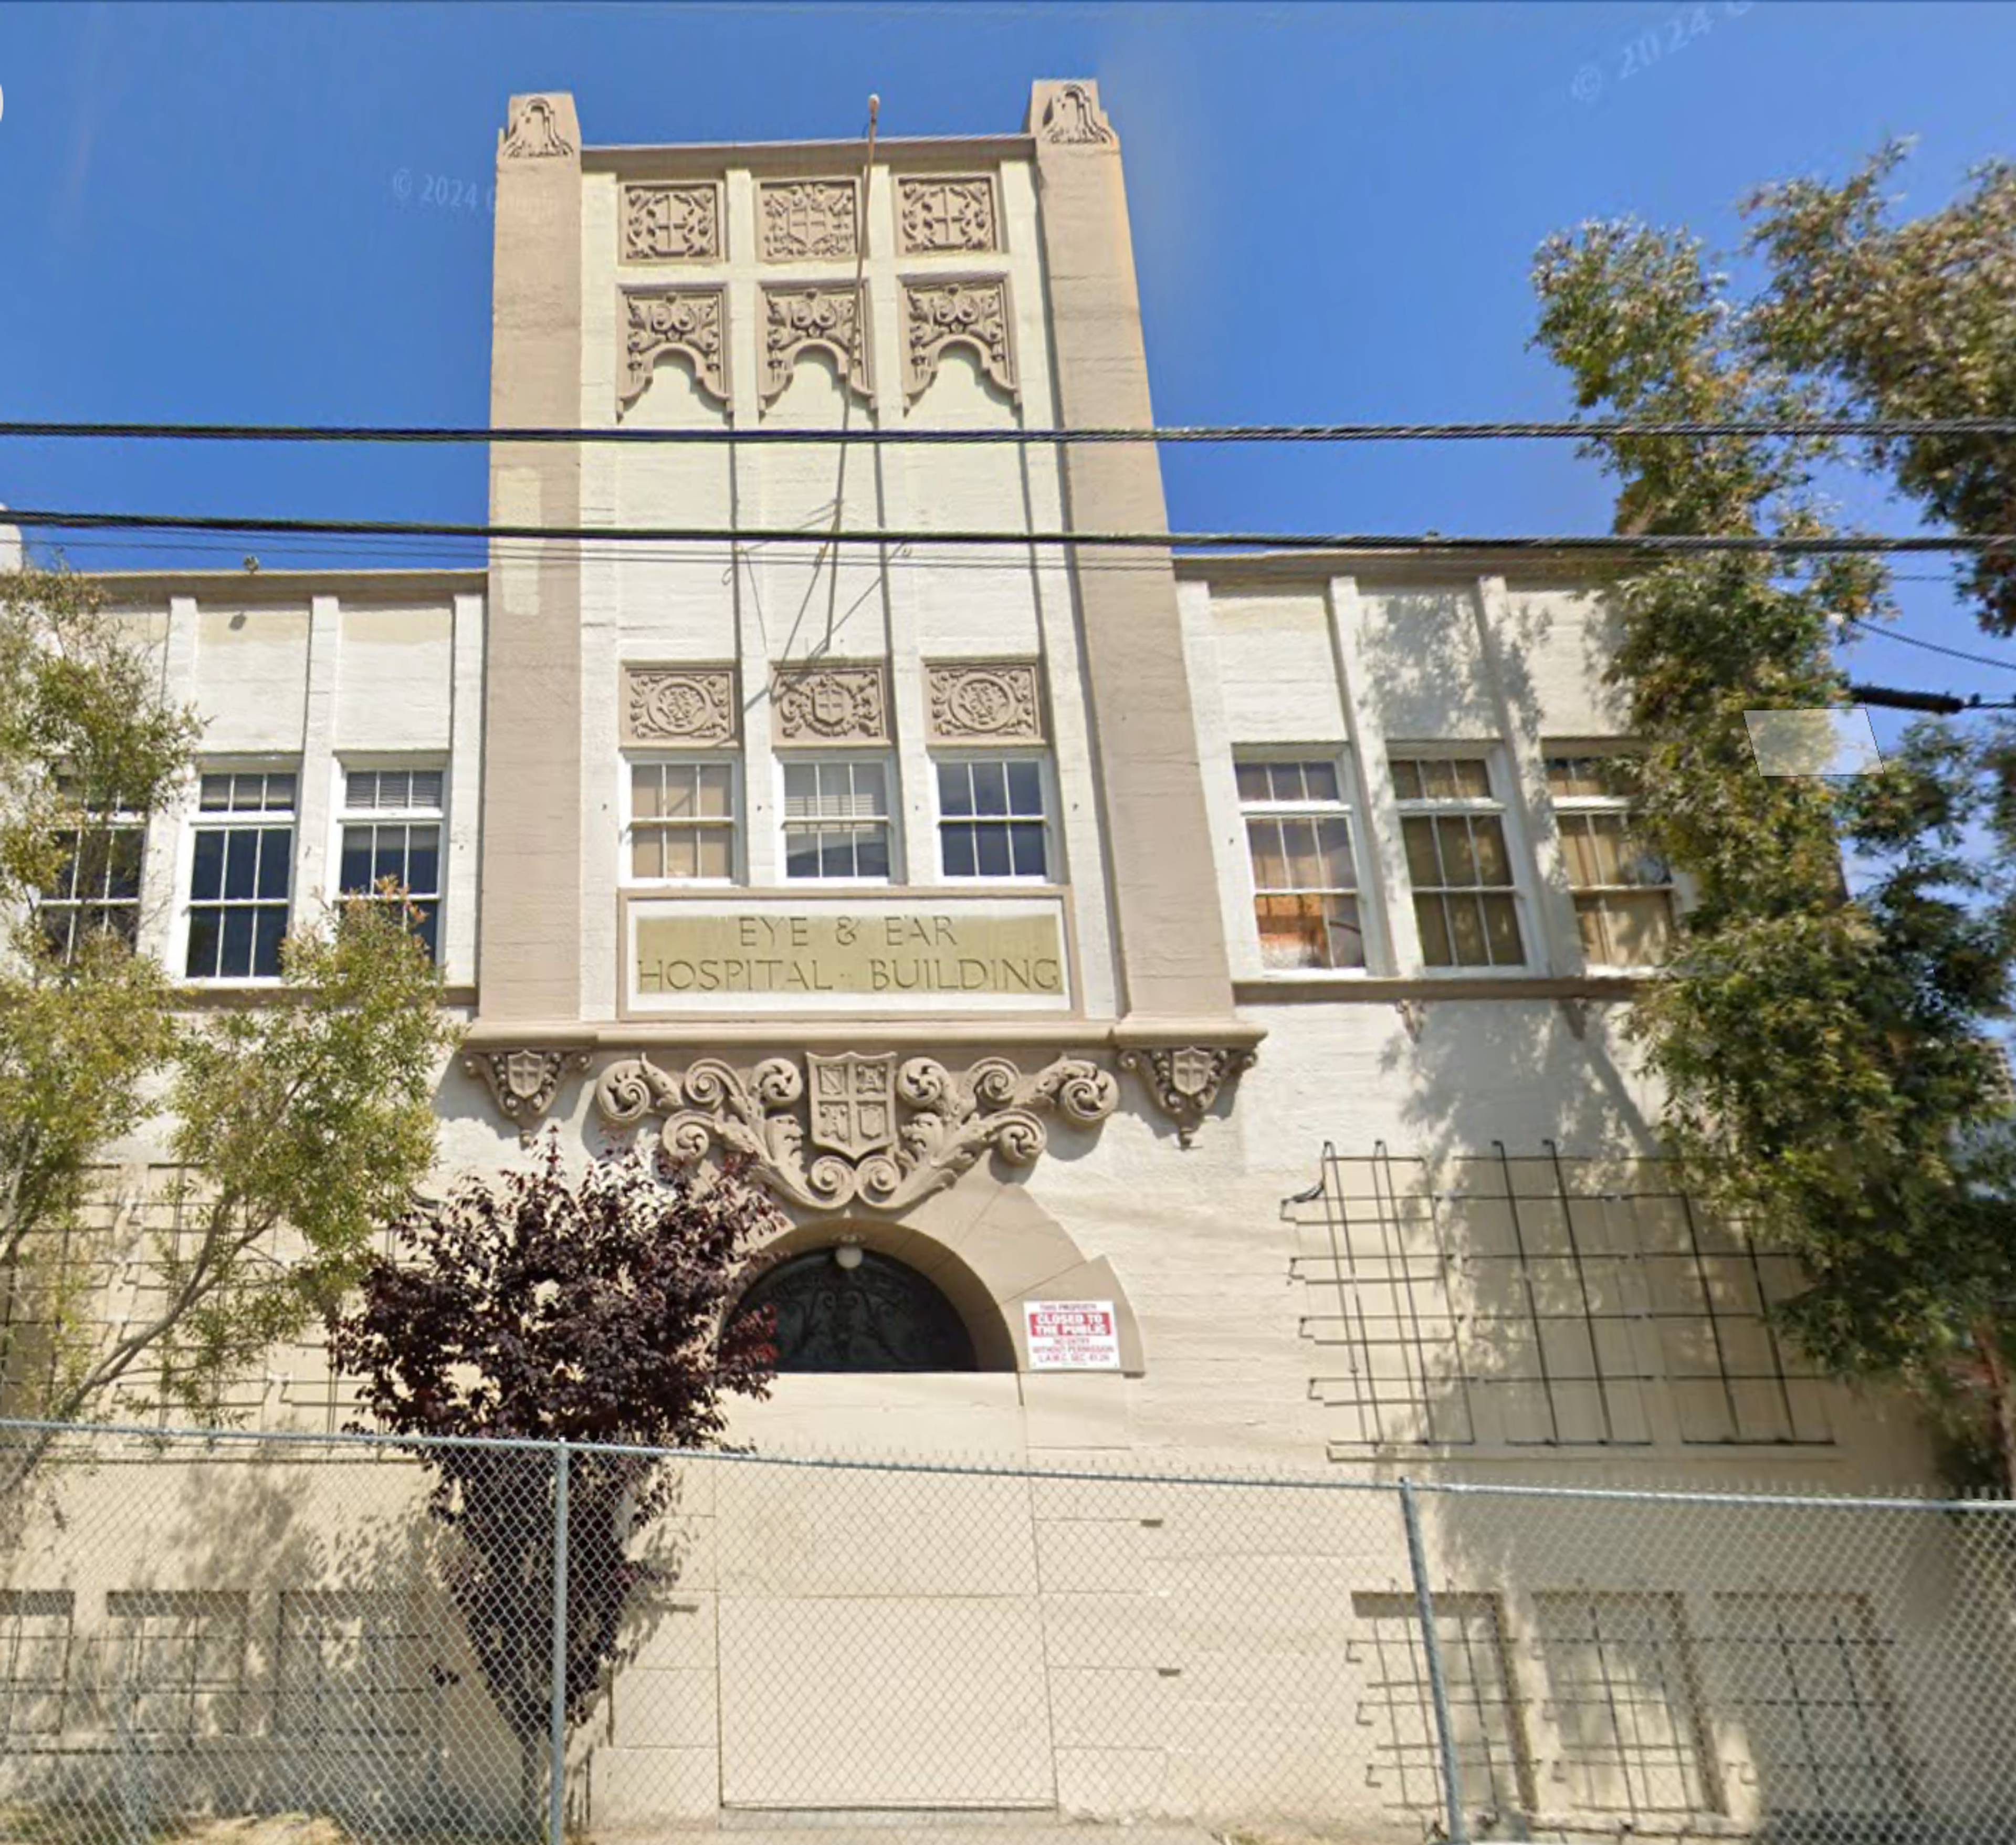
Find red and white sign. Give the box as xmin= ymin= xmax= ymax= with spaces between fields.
xmin=1023 ymin=1299 xmax=1121 ymax=1371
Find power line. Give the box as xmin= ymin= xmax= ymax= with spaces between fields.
xmin=1847 ymin=615 xmax=2016 ymax=676
xmin=5 ymin=416 xmax=2016 ymax=447
xmin=1848 ymin=682 xmax=2016 ymax=716
xmin=9 ymin=506 xmax=2012 ymax=557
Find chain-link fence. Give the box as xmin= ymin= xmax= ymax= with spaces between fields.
xmin=2 ymin=1418 xmax=2012 ymax=1845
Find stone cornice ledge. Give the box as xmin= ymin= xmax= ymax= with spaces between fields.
xmin=463 ymin=1017 xmax=1267 ymax=1054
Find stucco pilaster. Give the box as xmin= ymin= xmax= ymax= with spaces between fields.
xmin=480 ymin=92 xmax=585 ymax=1022
xmin=1027 ymin=80 xmax=1236 ymax=1024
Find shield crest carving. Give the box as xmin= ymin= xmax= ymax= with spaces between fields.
xmin=806 ymin=1052 xmax=897 ymax=1160
xmin=504 ymin=1050 xmax=557 ymax=1105
xmin=1168 ymin=1046 xmax=1218 ymax=1099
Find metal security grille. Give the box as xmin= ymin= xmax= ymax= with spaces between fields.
xmin=1529 ymin=1589 xmax=1716 ymax=1817
xmin=1351 ymin=1590 xmax=1530 ymax=1816
xmin=1289 ymin=1142 xmax=1828 ymax=1453
xmin=4 ymin=1420 xmax=2015 ymax=1845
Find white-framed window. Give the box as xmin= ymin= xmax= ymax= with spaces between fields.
xmin=782 ymin=757 xmax=895 ymax=882
xmin=1234 ymin=753 xmax=1366 ymax=971
xmin=38 ymin=811 xmax=146 ymax=963
xmin=184 ymin=768 xmax=297 ymax=982
xmin=936 ymin=756 xmax=1052 ymax=880
xmin=1546 ymin=754 xmax=1677 ymax=969
xmin=338 ymin=766 xmax=445 ymax=962
xmin=1390 ymin=752 xmax=1526 ymax=970
xmin=625 ymin=758 xmax=738 ymax=884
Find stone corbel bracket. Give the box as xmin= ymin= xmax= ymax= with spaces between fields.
xmin=1116 ymin=1044 xmax=1258 ymax=1150
xmin=594 ymin=1051 xmax=1118 ymax=1212
xmin=465 ymin=1047 xmax=592 ymax=1144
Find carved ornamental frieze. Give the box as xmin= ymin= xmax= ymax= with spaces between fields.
xmin=904 ymin=279 xmax=1016 ymax=401
xmin=501 ymin=95 xmax=574 ymax=160
xmin=465 ymin=1048 xmax=592 ymax=1144
xmin=1117 ymin=1045 xmax=1257 ymax=1150
xmin=622 ymin=666 xmax=738 ymax=748
xmin=1038 ymin=83 xmax=1115 ymax=148
xmin=762 ymin=286 xmax=871 ymax=406
xmin=595 ymin=1052 xmax=1118 ymax=1211
xmin=897 ymin=176 xmax=998 ymax=254
xmin=772 ymin=663 xmax=889 ymax=745
xmin=620 ymin=289 xmax=728 ymax=411
xmin=623 ymin=182 xmax=721 ymax=262
xmin=926 ymin=661 xmax=1044 ymax=743
xmin=760 ymin=180 xmax=859 ymax=259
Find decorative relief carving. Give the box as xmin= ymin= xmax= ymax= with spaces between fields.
xmin=623 ymin=182 xmax=720 ymax=261
xmin=501 ymin=96 xmax=574 ymax=160
xmin=926 ymin=661 xmax=1044 ymax=743
xmin=465 ymin=1048 xmax=591 ymax=1143
xmin=772 ymin=663 xmax=888 ymax=744
xmin=1394 ymin=1000 xmax=1428 ymax=1043
xmin=1118 ymin=1045 xmax=1257 ymax=1150
xmin=897 ymin=176 xmax=998 ymax=254
xmin=622 ymin=666 xmax=738 ymax=747
xmin=1038 ymin=83 xmax=1115 ymax=147
xmin=595 ymin=1051 xmax=1118 ymax=1211
xmin=904 ymin=279 xmax=1016 ymax=401
xmin=762 ymin=286 xmax=870 ymax=405
xmin=620 ymin=289 xmax=727 ymax=411
xmin=760 ymin=180 xmax=858 ymax=259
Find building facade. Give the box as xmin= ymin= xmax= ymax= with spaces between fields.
xmin=3 ymin=82 xmax=1996 ymax=1839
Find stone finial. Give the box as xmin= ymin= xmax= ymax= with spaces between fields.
xmin=1028 ymin=80 xmax=1116 ymax=148
xmin=499 ymin=92 xmax=580 ymax=162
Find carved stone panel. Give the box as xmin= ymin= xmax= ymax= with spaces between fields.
xmin=622 ymin=666 xmax=738 ymax=748
xmin=501 ymin=95 xmax=575 ymax=160
xmin=760 ymin=180 xmax=859 ymax=260
xmin=1038 ymin=82 xmax=1115 ymax=147
xmin=465 ymin=1047 xmax=591 ymax=1142
xmin=623 ymin=182 xmax=721 ymax=262
xmin=1118 ymin=1044 xmax=1257 ymax=1150
xmin=595 ymin=1051 xmax=1119 ymax=1212
xmin=762 ymin=286 xmax=871 ymax=406
xmin=926 ymin=661 xmax=1044 ymax=744
xmin=904 ymin=279 xmax=1016 ymax=401
xmin=897 ymin=176 xmax=998 ymax=254
xmin=771 ymin=664 xmax=889 ymax=745
xmin=620 ymin=289 xmax=728 ymax=411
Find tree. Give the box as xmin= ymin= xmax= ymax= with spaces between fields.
xmin=328 ymin=1145 xmax=781 ymax=1825
xmin=0 ymin=564 xmax=457 ymax=1488
xmin=1531 ymin=159 xmax=2016 ymax=1486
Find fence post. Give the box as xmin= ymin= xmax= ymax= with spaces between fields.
xmin=1398 ymin=1477 xmax=1468 ymax=1844
xmin=549 ymin=1439 xmax=571 ymax=1845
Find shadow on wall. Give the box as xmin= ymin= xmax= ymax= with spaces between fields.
xmin=0 ymin=1437 xmax=699 ymax=1833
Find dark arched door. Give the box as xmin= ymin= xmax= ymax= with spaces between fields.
xmin=739 ymin=1249 xmax=978 ymax=1374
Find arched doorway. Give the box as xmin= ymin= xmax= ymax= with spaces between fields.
xmin=740 ymin=1248 xmax=978 ymax=1373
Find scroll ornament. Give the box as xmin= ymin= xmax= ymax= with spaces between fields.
xmin=595 ymin=1052 xmax=1119 ymax=1211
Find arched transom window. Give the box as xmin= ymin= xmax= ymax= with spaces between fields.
xmin=740 ymin=1248 xmax=978 ymax=1374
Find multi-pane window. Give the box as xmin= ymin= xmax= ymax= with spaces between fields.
xmin=783 ymin=759 xmax=892 ymax=881
xmin=185 ymin=770 xmax=296 ymax=980
xmin=107 ymin=1590 xmax=248 ymax=1739
xmin=937 ymin=758 xmax=1049 ymax=879
xmin=39 ymin=819 xmax=145 ymax=961
xmin=277 ymin=1590 xmax=431 ymax=1742
xmin=1236 ymin=756 xmax=1364 ymax=970
xmin=0 ymin=1591 xmax=73 ymax=1739
xmin=339 ymin=767 xmax=445 ymax=961
xmin=1546 ymin=756 xmax=1677 ymax=968
xmin=1391 ymin=754 xmax=1525 ymax=969
xmin=628 ymin=760 xmax=736 ymax=882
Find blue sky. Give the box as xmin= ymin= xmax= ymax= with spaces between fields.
xmin=3 ymin=0 xmax=2013 ymax=727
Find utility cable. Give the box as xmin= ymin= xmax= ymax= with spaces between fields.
xmin=5 ymin=417 xmax=2016 ymax=447
xmin=7 ymin=507 xmax=2011 ymax=556
xmin=1846 ymin=615 xmax=2016 ymax=675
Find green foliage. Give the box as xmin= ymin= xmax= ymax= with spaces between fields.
xmin=1532 ymin=153 xmax=2016 ymax=1484
xmin=0 ymin=566 xmax=457 ymax=1483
